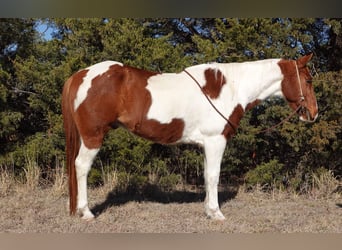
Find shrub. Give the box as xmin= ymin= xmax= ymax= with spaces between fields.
xmin=127 ymin=174 xmax=149 ymax=193
xmin=245 ymin=159 xmax=284 ymax=189
xmin=88 ymin=168 xmax=103 ymax=187
xmin=158 ymin=173 xmax=182 ymax=192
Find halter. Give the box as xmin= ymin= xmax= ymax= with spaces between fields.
xmin=294 ymin=61 xmax=312 ymax=120
xmin=184 ymin=61 xmax=307 ymax=135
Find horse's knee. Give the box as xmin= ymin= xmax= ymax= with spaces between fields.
xmin=205 ymin=169 xmax=220 ymax=186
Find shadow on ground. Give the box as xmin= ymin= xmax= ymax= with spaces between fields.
xmin=91 ymin=184 xmax=238 ymax=217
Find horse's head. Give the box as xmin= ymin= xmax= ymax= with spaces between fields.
xmin=278 ymin=53 xmax=318 ymax=122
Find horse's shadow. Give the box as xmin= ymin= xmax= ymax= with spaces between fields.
xmin=91 ymin=184 xmax=238 ymax=217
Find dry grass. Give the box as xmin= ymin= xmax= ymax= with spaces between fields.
xmin=101 ymin=167 xmax=119 ymax=192
xmin=310 ymin=169 xmax=340 ymax=199
xmin=1 ymin=161 xmax=341 ymax=233
xmin=0 ymin=166 xmax=15 ymax=197
xmin=0 ymin=165 xmax=341 ymax=233
xmin=50 ymin=162 xmax=68 ymax=197
xmin=22 ymin=155 xmax=41 ymax=191
xmin=1 ymin=185 xmax=341 ymax=233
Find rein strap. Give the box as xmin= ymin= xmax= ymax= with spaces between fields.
xmin=257 ymin=105 xmax=302 ymax=134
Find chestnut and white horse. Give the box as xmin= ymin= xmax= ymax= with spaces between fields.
xmin=62 ymin=54 xmax=318 ymax=220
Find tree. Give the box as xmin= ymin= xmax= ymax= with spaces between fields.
xmin=0 ymin=19 xmax=36 ymax=156
xmin=0 ymin=18 xmax=340 ymax=190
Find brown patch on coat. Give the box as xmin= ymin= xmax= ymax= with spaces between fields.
xmin=245 ymin=99 xmax=260 ymax=111
xmin=133 ymin=118 xmax=185 ymax=144
xmin=71 ymin=64 xmax=185 ymax=148
xmin=278 ymin=59 xmax=302 ymax=104
xmin=221 ymin=100 xmax=261 ymax=139
xmin=202 ymin=68 xmax=226 ymax=99
xmin=221 ymin=104 xmax=244 ymax=139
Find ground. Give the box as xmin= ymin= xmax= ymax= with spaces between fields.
xmin=1 ymin=184 xmax=341 ymax=233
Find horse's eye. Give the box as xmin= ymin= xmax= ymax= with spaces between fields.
xmin=306 ymin=80 xmax=313 ymax=84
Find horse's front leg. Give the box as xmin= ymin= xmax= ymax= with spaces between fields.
xmin=203 ymin=135 xmax=227 ymax=220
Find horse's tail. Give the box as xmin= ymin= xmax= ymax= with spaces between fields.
xmin=62 ymin=77 xmax=79 ymax=216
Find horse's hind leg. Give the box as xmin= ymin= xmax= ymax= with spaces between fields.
xmin=75 ymin=139 xmax=100 ymax=220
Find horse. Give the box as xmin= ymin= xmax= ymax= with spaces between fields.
xmin=62 ymin=54 xmax=318 ymax=220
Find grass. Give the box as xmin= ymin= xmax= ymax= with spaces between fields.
xmin=1 ymin=158 xmax=341 ymax=201
xmin=0 ymin=166 xmax=14 ymax=197
xmin=0 ymin=160 xmax=341 ymax=233
xmin=310 ymin=169 xmax=340 ymax=199
xmin=22 ymin=154 xmax=41 ymax=191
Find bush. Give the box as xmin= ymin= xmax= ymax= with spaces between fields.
xmin=158 ymin=173 xmax=182 ymax=192
xmin=88 ymin=168 xmax=103 ymax=187
xmin=127 ymin=174 xmax=149 ymax=193
xmin=245 ymin=159 xmax=284 ymax=189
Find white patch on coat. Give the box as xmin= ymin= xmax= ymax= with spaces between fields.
xmin=74 ymin=61 xmax=123 ymax=111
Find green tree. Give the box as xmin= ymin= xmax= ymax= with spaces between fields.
xmin=0 ymin=19 xmax=36 ymax=156
xmin=0 ymin=18 xmax=340 ymax=191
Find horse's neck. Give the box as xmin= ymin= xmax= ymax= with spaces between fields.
xmin=222 ymin=59 xmax=284 ymax=107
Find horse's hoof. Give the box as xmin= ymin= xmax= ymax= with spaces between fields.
xmin=78 ymin=207 xmax=95 ymax=221
xmin=206 ymin=209 xmax=226 ymax=221
xmin=81 ymin=213 xmax=95 ymax=221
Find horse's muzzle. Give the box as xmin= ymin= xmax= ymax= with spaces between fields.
xmin=299 ymin=107 xmax=318 ymax=123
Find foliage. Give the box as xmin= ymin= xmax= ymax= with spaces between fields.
xmin=0 ymin=18 xmax=341 ymax=192
xmin=245 ymin=159 xmax=284 ymax=188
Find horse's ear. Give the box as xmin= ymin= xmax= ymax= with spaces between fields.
xmin=297 ymin=53 xmax=313 ymax=67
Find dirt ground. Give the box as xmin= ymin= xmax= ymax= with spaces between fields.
xmin=1 ymin=184 xmax=341 ymax=233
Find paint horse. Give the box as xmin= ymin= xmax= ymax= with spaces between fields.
xmin=62 ymin=54 xmax=318 ymax=220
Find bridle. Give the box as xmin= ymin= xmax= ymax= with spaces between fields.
xmin=184 ymin=61 xmax=308 ymax=135
xmin=293 ymin=61 xmax=312 ymax=120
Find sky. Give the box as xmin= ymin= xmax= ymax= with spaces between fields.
xmin=35 ymin=21 xmax=54 ymax=40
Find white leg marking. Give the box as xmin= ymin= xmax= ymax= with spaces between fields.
xmin=203 ymin=135 xmax=227 ymax=220
xmin=75 ymin=141 xmax=99 ymax=220
xmin=74 ymin=61 xmax=123 ymax=111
